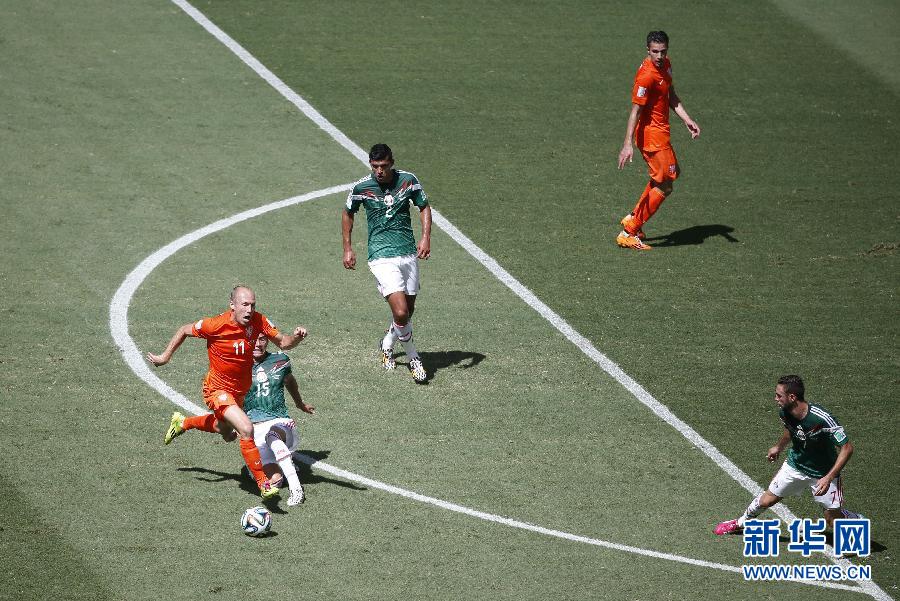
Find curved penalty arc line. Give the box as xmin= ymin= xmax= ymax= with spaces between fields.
xmin=140 ymin=3 xmax=891 ymax=599
xmin=110 ymin=185 xmax=864 ymax=597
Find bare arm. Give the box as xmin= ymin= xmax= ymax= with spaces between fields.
xmin=342 ymin=209 xmax=356 ymax=270
xmin=284 ymin=373 xmax=315 ymax=415
xmin=147 ymin=323 xmax=194 ymax=366
xmin=767 ymin=429 xmax=792 ymax=462
xmin=417 ymin=205 xmax=432 ymax=260
xmin=271 ymin=326 xmax=308 ymax=351
xmin=669 ymin=87 xmax=700 ymax=139
xmin=617 ymin=103 xmax=643 ymax=169
xmin=814 ymin=441 xmax=853 ymax=496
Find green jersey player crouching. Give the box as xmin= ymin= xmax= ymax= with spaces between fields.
xmin=715 ymin=375 xmax=863 ymax=535
xmin=244 ymin=334 xmax=315 ymax=507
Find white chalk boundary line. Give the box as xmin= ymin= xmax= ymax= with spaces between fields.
xmin=107 ymin=187 xmax=860 ymax=597
xmin=110 ymin=184 xmax=351 ymax=408
xmin=101 ymin=1 xmax=884 ymax=598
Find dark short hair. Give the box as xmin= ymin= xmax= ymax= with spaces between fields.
xmin=369 ymin=143 xmax=393 ymax=162
xmin=647 ymin=31 xmax=669 ymax=47
xmin=778 ymin=375 xmax=805 ymax=400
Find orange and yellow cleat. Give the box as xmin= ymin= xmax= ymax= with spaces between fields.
xmin=616 ymin=231 xmax=652 ymax=250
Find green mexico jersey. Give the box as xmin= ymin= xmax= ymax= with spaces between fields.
xmin=345 ymin=169 xmax=428 ymax=261
xmin=780 ymin=402 xmax=848 ymax=478
xmin=244 ymin=352 xmax=292 ymax=422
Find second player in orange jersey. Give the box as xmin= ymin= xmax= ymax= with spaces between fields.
xmin=147 ymin=285 xmax=307 ymax=498
xmin=616 ymin=30 xmax=700 ymax=250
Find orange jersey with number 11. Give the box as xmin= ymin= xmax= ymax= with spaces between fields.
xmin=191 ymin=311 xmax=280 ymax=399
xmin=631 ymin=56 xmax=673 ymax=152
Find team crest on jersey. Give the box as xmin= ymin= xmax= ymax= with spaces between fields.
xmin=795 ymin=426 xmax=807 ymax=442
xmin=383 ymin=193 xmax=395 ymax=207
xmin=255 ymin=367 xmax=268 ymax=383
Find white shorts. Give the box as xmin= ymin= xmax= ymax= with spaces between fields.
xmin=768 ymin=461 xmax=844 ymax=509
xmin=252 ymin=418 xmax=298 ymax=465
xmin=368 ymin=254 xmax=419 ymax=297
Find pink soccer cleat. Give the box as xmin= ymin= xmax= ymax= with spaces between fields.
xmin=714 ymin=519 xmax=742 ymax=535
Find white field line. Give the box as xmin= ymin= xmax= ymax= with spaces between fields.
xmin=106 ymin=196 xmax=862 ymax=596
xmin=145 ymin=2 xmax=889 ymax=599
xmin=109 ymin=184 xmax=351 ymax=411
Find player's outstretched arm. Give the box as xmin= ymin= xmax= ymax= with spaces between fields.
xmin=342 ymin=210 xmax=357 ymax=270
xmin=272 ymin=326 xmax=307 ymax=351
xmin=146 ymin=323 xmax=194 ymax=367
xmin=285 ymin=373 xmax=315 ymax=415
xmin=814 ymin=441 xmax=853 ymax=496
xmin=618 ymin=103 xmax=642 ymax=169
xmin=417 ymin=205 xmax=432 ymax=260
xmin=766 ymin=429 xmax=792 ymax=462
xmin=670 ymin=88 xmax=700 ymax=139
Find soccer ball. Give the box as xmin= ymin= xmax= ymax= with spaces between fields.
xmin=241 ymin=506 xmax=272 ymax=537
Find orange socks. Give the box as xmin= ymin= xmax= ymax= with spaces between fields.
xmin=630 ymin=183 xmax=668 ymax=229
xmin=183 ymin=414 xmax=219 ymax=433
xmin=239 ymin=438 xmax=268 ymax=487
xmin=647 ymin=187 xmax=667 ymax=217
xmin=629 ymin=182 xmax=653 ymax=231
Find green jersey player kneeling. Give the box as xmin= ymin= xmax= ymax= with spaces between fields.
xmin=342 ymin=143 xmax=432 ymax=383
xmin=715 ymin=375 xmax=863 ymax=535
xmin=244 ymin=334 xmax=315 ymax=507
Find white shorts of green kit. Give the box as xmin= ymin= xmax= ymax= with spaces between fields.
xmin=768 ymin=461 xmax=844 ymax=509
xmin=253 ymin=418 xmax=298 ymax=465
xmin=368 ymin=253 xmax=420 ymax=297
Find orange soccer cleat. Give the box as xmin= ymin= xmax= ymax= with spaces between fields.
xmin=616 ymin=231 xmax=652 ymax=250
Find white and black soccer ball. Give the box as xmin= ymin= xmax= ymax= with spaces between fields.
xmin=241 ymin=506 xmax=272 ymax=537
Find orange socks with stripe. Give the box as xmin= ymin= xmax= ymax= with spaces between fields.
xmin=183 ymin=414 xmax=219 ymax=433
xmin=629 ymin=181 xmax=653 ymax=231
xmin=631 ymin=183 xmax=668 ymax=229
xmin=239 ymin=437 xmax=268 ymax=487
xmin=647 ymin=187 xmax=667 ymax=218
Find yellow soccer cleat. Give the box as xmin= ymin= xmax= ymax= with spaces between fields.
xmin=259 ymin=479 xmax=281 ymax=500
xmin=164 ymin=411 xmax=185 ymax=445
xmin=616 ymin=230 xmax=652 ymax=250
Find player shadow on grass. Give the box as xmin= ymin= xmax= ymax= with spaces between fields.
xmin=177 ymin=450 xmax=366 ymax=512
xmin=644 ymin=224 xmax=738 ymax=247
xmin=393 ymin=350 xmax=486 ymax=384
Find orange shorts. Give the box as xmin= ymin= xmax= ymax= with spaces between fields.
xmin=641 ymin=147 xmax=680 ymax=183
xmin=203 ymin=389 xmax=242 ymax=421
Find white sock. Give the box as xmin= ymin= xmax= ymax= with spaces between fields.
xmin=382 ymin=322 xmax=398 ymax=351
xmin=270 ymin=439 xmax=302 ymax=493
xmin=393 ymin=321 xmax=419 ymax=361
xmin=738 ymin=494 xmax=764 ymax=527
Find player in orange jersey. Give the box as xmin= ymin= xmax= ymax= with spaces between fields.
xmin=147 ymin=285 xmax=307 ymax=498
xmin=616 ymin=30 xmax=700 ymax=250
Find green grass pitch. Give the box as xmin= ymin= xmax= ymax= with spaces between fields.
xmin=1 ymin=1 xmax=897 ymax=599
